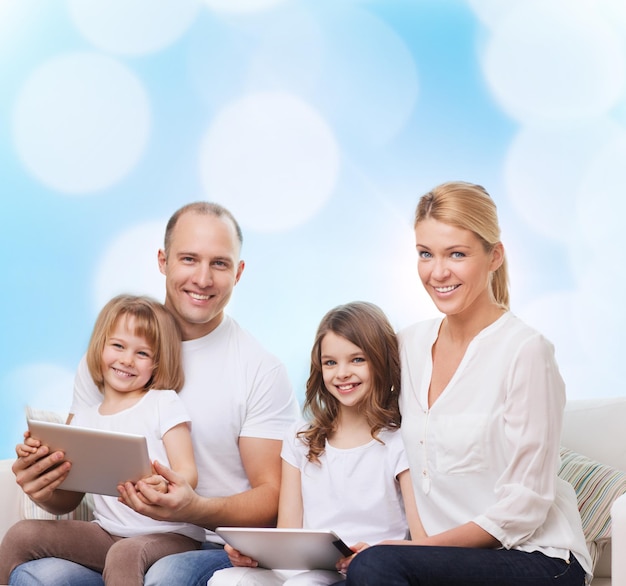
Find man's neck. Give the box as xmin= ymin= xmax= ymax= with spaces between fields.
xmin=179 ymin=313 xmax=225 ymax=341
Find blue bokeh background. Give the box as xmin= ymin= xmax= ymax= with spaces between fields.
xmin=2 ymin=0 xmax=626 ymax=458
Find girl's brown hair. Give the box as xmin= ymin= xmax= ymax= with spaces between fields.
xmin=86 ymin=294 xmax=184 ymax=393
xmin=298 ymin=301 xmax=401 ymax=463
xmin=415 ymin=181 xmax=510 ymax=309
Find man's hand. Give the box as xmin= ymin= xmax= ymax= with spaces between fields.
xmin=12 ymin=430 xmax=84 ymax=514
xmin=12 ymin=432 xmax=71 ymax=504
xmin=118 ymin=460 xmax=198 ymax=523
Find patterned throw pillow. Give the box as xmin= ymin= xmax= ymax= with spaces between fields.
xmin=21 ymin=408 xmax=94 ymax=522
xmin=558 ymin=446 xmax=626 ymax=569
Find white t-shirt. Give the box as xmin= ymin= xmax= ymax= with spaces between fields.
xmin=281 ymin=421 xmax=410 ymax=545
xmin=71 ymin=315 xmax=299 ymax=542
xmin=398 ymin=312 xmax=592 ymax=577
xmin=72 ymin=389 xmax=204 ymax=540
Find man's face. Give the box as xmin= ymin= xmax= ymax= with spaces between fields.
xmin=158 ymin=212 xmax=244 ymax=341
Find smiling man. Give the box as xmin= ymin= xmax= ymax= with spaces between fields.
xmin=10 ymin=202 xmax=299 ymax=586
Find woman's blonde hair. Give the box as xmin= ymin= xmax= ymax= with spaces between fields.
xmin=86 ymin=294 xmax=184 ymax=393
xmin=298 ymin=301 xmax=401 ymax=464
xmin=415 ymin=181 xmax=510 ymax=309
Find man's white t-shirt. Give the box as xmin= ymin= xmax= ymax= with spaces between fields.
xmin=71 ymin=315 xmax=299 ymax=542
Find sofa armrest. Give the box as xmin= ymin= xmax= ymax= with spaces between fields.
xmin=0 ymin=459 xmax=22 ymax=540
xmin=611 ymin=491 xmax=626 ymax=582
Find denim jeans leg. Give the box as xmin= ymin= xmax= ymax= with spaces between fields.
xmin=345 ymin=545 xmax=586 ymax=586
xmin=9 ymin=558 xmax=105 ymax=586
xmin=144 ymin=542 xmax=231 ymax=586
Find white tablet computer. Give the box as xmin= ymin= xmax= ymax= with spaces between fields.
xmin=215 ymin=527 xmax=353 ymax=570
xmin=27 ymin=418 xmax=152 ymax=497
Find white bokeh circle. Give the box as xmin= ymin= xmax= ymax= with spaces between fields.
xmin=199 ymin=92 xmax=340 ymax=232
xmin=4 ymin=363 xmax=75 ymax=414
xmin=466 ymin=0 xmax=517 ymax=29
xmin=504 ymin=118 xmax=624 ymax=243
xmin=577 ymin=134 xmax=626 ymax=249
xmin=202 ymin=0 xmax=288 ymax=14
xmin=93 ymin=221 xmax=167 ymax=311
xmin=482 ymin=0 xmax=625 ymax=122
xmin=517 ymin=291 xmax=589 ymax=396
xmin=596 ymin=0 xmax=626 ymax=35
xmin=573 ymin=260 xmax=626 ymax=382
xmin=316 ymin=6 xmax=419 ymax=146
xmin=68 ymin=0 xmax=200 ymax=55
xmin=13 ymin=52 xmax=150 ymax=194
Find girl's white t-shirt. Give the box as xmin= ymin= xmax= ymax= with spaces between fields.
xmin=72 ymin=389 xmax=204 ymax=540
xmin=281 ymin=421 xmax=409 ymax=546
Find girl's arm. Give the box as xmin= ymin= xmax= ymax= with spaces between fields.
xmin=159 ymin=422 xmax=198 ymax=489
xmin=375 ymin=469 xmax=428 ymax=547
xmin=227 ymin=458 xmax=304 ymax=568
xmin=398 ymin=469 xmax=427 ymax=540
xmin=276 ymin=459 xmax=303 ymax=528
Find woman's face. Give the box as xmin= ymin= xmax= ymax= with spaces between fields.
xmin=414 ymin=218 xmax=503 ymax=318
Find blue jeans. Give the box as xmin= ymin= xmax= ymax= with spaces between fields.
xmin=144 ymin=544 xmax=230 ymax=586
xmin=9 ymin=542 xmax=229 ymax=586
xmin=345 ymin=545 xmax=586 ymax=586
xmin=9 ymin=558 xmax=104 ymax=586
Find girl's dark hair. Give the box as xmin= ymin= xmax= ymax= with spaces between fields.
xmin=298 ymin=301 xmax=401 ymax=463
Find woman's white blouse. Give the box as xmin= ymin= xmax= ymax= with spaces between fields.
xmin=399 ymin=312 xmax=592 ymax=576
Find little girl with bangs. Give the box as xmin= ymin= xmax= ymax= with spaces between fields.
xmin=0 ymin=294 xmax=203 ymax=586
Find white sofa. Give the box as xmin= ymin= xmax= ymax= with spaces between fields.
xmin=1 ymin=397 xmax=626 ymax=585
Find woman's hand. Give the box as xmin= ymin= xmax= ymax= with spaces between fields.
xmin=224 ymin=543 xmax=259 ymax=568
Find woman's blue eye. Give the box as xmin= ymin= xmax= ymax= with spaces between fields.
xmin=418 ymin=250 xmax=431 ymax=259
xmin=451 ymin=251 xmax=465 ymax=258
xmin=323 ymin=360 xmax=336 ymax=366
xmin=353 ymin=357 xmax=366 ymax=363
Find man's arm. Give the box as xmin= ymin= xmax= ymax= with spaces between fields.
xmin=118 ymin=436 xmax=283 ymax=530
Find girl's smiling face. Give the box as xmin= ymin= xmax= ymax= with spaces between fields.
xmin=415 ymin=218 xmax=503 ymax=318
xmin=320 ymin=331 xmax=372 ymax=410
xmin=101 ymin=315 xmax=155 ymax=397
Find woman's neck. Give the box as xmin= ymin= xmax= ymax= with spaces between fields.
xmin=442 ymin=302 xmax=505 ymax=346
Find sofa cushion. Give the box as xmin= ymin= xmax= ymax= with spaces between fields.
xmin=559 ymin=446 xmax=626 ymax=570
